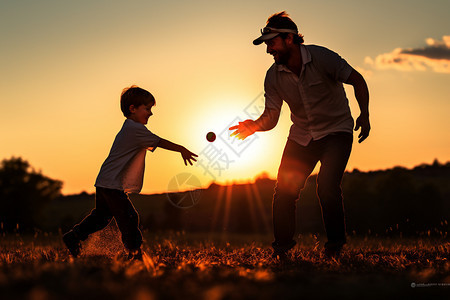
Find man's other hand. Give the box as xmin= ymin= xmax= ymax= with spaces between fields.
xmin=354 ymin=114 xmax=370 ymax=143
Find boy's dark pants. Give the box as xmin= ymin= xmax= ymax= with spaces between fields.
xmin=71 ymin=187 xmax=143 ymax=251
xmin=272 ymin=132 xmax=353 ymax=252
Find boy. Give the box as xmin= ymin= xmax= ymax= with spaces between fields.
xmin=63 ymin=86 xmax=197 ymax=260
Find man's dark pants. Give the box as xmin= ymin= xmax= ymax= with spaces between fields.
xmin=272 ymin=132 xmax=353 ymax=252
xmin=71 ymin=187 xmax=143 ymax=251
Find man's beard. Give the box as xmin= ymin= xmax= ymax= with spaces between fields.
xmin=274 ymin=47 xmax=290 ymax=65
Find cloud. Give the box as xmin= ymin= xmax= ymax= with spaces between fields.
xmin=365 ymin=36 xmax=450 ymax=73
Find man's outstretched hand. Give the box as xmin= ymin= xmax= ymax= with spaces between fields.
xmin=229 ymin=120 xmax=257 ymax=140
xmin=354 ymin=114 xmax=371 ymax=143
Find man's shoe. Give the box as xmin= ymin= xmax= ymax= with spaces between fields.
xmin=63 ymin=230 xmax=81 ymax=258
xmin=323 ymin=247 xmax=341 ymax=259
xmin=271 ymin=250 xmax=288 ymax=261
xmin=323 ymin=241 xmax=344 ymax=259
xmin=272 ymin=240 xmax=296 ymax=252
xmin=271 ymin=240 xmax=296 ymax=261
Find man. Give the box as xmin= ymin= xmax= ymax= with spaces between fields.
xmin=229 ymin=11 xmax=370 ymax=259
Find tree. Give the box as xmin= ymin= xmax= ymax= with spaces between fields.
xmin=0 ymin=157 xmax=63 ymax=232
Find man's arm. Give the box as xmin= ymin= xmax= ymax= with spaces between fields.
xmin=157 ymin=139 xmax=198 ymax=166
xmin=229 ymin=107 xmax=280 ymax=140
xmin=345 ymin=69 xmax=371 ymax=143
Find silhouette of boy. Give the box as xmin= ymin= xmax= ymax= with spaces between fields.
xmin=63 ymin=86 xmax=197 ymax=260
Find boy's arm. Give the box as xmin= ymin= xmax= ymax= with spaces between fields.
xmin=157 ymin=139 xmax=198 ymax=166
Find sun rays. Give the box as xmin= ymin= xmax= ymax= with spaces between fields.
xmin=209 ymin=182 xmax=272 ymax=241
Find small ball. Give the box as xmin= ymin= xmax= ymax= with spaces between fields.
xmin=206 ymin=132 xmax=216 ymax=142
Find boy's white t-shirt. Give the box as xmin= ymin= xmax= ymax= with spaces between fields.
xmin=95 ymin=119 xmax=161 ymax=193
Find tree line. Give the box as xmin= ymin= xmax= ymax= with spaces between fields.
xmin=0 ymin=157 xmax=449 ymax=237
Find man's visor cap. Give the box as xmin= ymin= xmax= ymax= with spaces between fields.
xmin=253 ymin=27 xmax=298 ymax=45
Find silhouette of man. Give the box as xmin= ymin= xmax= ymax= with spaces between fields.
xmin=229 ymin=11 xmax=370 ymax=259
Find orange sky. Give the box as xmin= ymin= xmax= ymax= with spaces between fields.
xmin=1 ymin=0 xmax=449 ymax=195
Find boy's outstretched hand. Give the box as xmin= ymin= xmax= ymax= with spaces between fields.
xmin=180 ymin=147 xmax=198 ymax=166
xmin=157 ymin=139 xmax=198 ymax=166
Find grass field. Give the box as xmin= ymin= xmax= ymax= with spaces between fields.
xmin=1 ymin=228 xmax=449 ymax=300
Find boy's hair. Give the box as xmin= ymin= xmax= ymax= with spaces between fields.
xmin=267 ymin=11 xmax=304 ymax=44
xmin=120 ymin=86 xmax=155 ymax=117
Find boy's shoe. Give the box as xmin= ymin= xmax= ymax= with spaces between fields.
xmin=127 ymin=249 xmax=143 ymax=262
xmin=63 ymin=230 xmax=81 ymax=258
